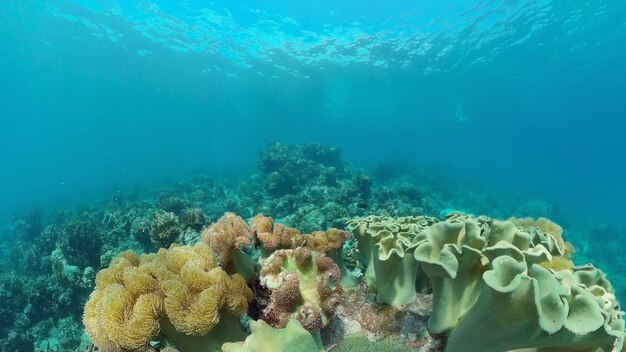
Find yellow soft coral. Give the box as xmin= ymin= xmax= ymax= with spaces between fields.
xmin=84 ymin=262 xmax=163 ymax=350
xmin=83 ymin=242 xmax=253 ymax=352
xmin=201 ymin=213 xmax=257 ymax=281
xmin=250 ymin=214 xmax=304 ymax=258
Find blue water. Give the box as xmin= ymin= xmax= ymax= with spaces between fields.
xmin=1 ymin=1 xmax=625 ymax=231
xmin=2 ymin=1 xmax=626 ymax=351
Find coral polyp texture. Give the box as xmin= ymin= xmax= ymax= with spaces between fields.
xmin=250 ymin=214 xmax=305 ymax=258
xmin=260 ymin=248 xmax=343 ymax=334
xmin=83 ymin=242 xmax=252 ymax=352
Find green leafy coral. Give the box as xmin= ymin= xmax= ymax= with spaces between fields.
xmin=446 ymin=258 xmax=625 ymax=352
xmin=222 ymin=319 xmax=322 ymax=352
xmin=348 ymin=212 xmax=625 ymax=352
xmin=346 ymin=215 xmax=437 ymax=307
xmin=412 ymin=215 xmax=488 ymax=334
xmin=76 ymin=208 xmax=626 ymax=352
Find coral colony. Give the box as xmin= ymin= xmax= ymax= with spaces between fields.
xmin=0 ymin=143 xmax=624 ymax=351
xmin=83 ymin=213 xmax=625 ymax=352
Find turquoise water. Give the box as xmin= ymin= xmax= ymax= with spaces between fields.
xmin=2 ymin=0 xmax=625 ymax=222
xmin=1 ymin=0 xmax=626 ymax=351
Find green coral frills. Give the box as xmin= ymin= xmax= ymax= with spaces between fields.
xmin=446 ymin=254 xmax=625 ymax=352
xmin=373 ymin=230 xmax=420 ymax=307
xmin=348 ymin=215 xmax=437 ymax=307
xmin=221 ymin=319 xmax=321 ymax=352
xmin=413 ymin=219 xmax=487 ymax=334
xmin=349 ymin=212 xmax=626 ymax=352
xmin=347 ymin=215 xmax=395 ymax=290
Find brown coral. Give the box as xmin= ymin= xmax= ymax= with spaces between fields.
xmin=296 ymin=303 xmax=324 ymax=332
xmin=305 ymin=228 xmax=350 ymax=253
xmin=150 ymin=210 xmax=181 ymax=246
xmin=271 ymin=273 xmax=303 ymax=313
xmin=260 ymin=249 xmax=344 ymax=332
xmin=315 ymin=255 xmax=340 ymax=283
xmin=304 ymin=228 xmax=357 ymax=289
xmin=250 ymin=214 xmax=304 ymax=257
xmin=83 ymin=242 xmax=253 ymax=352
xmin=293 ymin=247 xmax=313 ymax=268
xmin=180 ymin=208 xmax=207 ymax=231
xmin=250 ymin=214 xmax=274 ymax=237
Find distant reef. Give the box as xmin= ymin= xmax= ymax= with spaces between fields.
xmin=0 ymin=142 xmax=623 ymax=351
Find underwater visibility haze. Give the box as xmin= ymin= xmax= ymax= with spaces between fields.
xmin=1 ymin=0 xmax=626 ymax=351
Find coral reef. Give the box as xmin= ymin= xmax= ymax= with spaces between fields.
xmin=181 ymin=207 xmax=208 ymax=231
xmin=347 ymin=212 xmax=625 ymax=351
xmin=0 ymin=142 xmax=624 ymax=352
xmin=446 ymin=260 xmax=624 ymax=352
xmin=82 ymin=210 xmax=626 ymax=352
xmin=305 ymin=229 xmax=357 ymax=289
xmin=250 ymin=214 xmax=304 ymax=258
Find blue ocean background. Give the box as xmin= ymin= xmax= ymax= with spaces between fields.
xmin=2 ymin=0 xmax=626 ymax=226
xmin=2 ymin=0 xmax=626 ymax=350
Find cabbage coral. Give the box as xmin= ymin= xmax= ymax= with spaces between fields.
xmin=260 ymin=248 xmax=343 ymax=337
xmin=347 ymin=215 xmax=438 ymax=307
xmin=413 ymin=218 xmax=488 ymax=334
xmin=419 ymin=215 xmax=576 ymax=336
xmin=446 ymin=256 xmax=625 ymax=352
xmin=509 ymin=216 xmax=575 ymax=259
xmin=83 ymin=242 xmax=253 ymax=352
